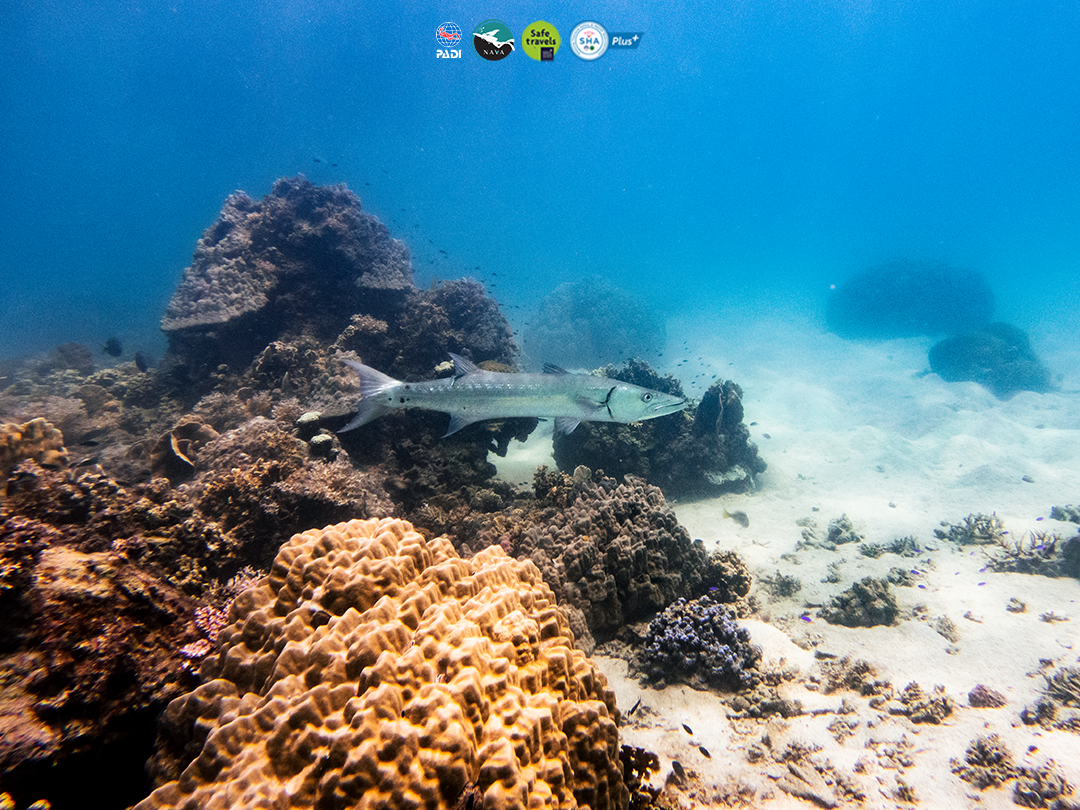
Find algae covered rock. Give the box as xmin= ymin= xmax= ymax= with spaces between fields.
xmin=819 ymin=576 xmax=899 ymax=627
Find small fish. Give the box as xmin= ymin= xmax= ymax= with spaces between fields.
xmin=681 ymin=723 xmax=693 ymax=735
xmin=628 ymin=698 xmax=641 ymax=716
xmin=102 ymin=337 xmax=122 ymax=357
xmin=134 ymin=352 xmax=149 ymax=372
xmin=340 ymin=353 xmax=686 ymax=437
xmin=699 ymin=746 xmax=711 ymax=758
xmin=723 ymin=508 xmax=749 ymax=528
xmin=672 ymin=761 xmax=686 ymax=781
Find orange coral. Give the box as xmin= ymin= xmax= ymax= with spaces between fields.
xmin=139 ymin=517 xmax=628 ymax=810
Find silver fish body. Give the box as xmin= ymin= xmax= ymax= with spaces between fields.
xmin=340 ymin=353 xmax=686 ymax=436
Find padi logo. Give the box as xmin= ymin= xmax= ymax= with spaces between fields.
xmin=435 ymin=21 xmax=462 ymax=58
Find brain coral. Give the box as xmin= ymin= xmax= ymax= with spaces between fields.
xmin=138 ymin=517 xmax=628 ymax=810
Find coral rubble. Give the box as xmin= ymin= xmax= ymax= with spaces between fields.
xmin=138 ymin=517 xmax=629 ymax=810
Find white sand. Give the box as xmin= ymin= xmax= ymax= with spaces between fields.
xmin=495 ymin=310 xmax=1080 ymax=807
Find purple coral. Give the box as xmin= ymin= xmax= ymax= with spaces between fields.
xmin=642 ymin=595 xmax=761 ymax=689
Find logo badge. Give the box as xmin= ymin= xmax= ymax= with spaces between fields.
xmin=436 ymin=22 xmax=462 ymax=48
xmin=570 ymin=21 xmax=608 ymax=60
xmin=473 ymin=19 xmax=515 ymax=61
xmin=436 ymin=21 xmax=462 ymax=58
xmin=522 ymin=21 xmax=561 ymax=61
xmin=609 ymin=32 xmax=644 ymax=49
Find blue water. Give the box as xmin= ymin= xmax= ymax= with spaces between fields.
xmin=2 ymin=0 xmax=1078 ymax=361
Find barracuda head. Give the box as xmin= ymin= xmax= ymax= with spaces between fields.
xmin=606 ymin=383 xmax=687 ymax=423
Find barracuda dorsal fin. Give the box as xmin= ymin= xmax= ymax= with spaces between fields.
xmin=543 ymin=363 xmax=569 ymax=374
xmin=554 ymin=417 xmax=581 ymax=434
xmin=443 ymin=414 xmax=480 ymax=437
xmin=448 ymin=352 xmax=481 ymax=377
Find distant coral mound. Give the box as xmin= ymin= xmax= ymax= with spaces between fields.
xmin=826 ymin=259 xmax=994 ymax=339
xmin=929 ymin=322 xmax=1052 ymax=399
xmin=521 ymin=277 xmax=666 ymax=368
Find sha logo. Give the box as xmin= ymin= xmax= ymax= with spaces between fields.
xmin=570 ymin=21 xmax=608 ymax=60
xmin=436 ymin=21 xmax=462 ymax=58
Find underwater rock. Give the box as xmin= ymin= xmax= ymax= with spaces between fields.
xmin=553 ymin=360 xmax=766 ymax=498
xmin=819 ymin=576 xmax=899 ymax=627
xmin=162 ymin=175 xmax=412 ymax=334
xmin=928 ymin=322 xmax=1052 ymax=399
xmin=639 ymin=595 xmax=762 ymax=689
xmin=826 ymin=258 xmax=994 ymax=339
xmin=521 ymin=276 xmax=667 ymax=369
xmin=951 ymin=734 xmax=1019 ymax=789
xmin=935 ymin=512 xmax=1007 ymax=545
xmin=138 ymin=517 xmax=629 ymax=810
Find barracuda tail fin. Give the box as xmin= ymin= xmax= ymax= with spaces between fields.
xmin=338 ymin=359 xmax=400 ymax=432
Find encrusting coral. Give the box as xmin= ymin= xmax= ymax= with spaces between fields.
xmin=138 ymin=517 xmax=629 ymax=810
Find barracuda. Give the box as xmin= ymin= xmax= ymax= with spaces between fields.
xmin=339 ymin=353 xmax=687 ymax=436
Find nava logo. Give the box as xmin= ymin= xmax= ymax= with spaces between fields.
xmin=473 ymin=19 xmax=515 ymax=61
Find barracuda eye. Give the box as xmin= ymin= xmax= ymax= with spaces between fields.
xmin=642 ymin=392 xmax=653 ymax=402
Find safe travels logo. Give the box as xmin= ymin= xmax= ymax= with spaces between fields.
xmin=522 ymin=21 xmax=560 ymax=61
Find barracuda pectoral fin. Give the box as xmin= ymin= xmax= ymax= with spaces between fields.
xmin=554 ymin=417 xmax=581 ymax=435
xmin=443 ymin=414 xmax=481 ymax=437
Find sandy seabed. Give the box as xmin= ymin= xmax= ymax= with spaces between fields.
xmin=497 ymin=307 xmax=1080 ymax=808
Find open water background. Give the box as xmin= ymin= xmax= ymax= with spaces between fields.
xmin=2 ymin=0 xmax=1078 ymax=361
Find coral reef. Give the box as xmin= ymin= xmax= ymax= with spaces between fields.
xmin=0 ymin=418 xmax=68 ymax=478
xmin=818 ymin=577 xmax=899 ymax=627
xmin=929 ymin=322 xmax=1052 ymax=398
xmin=553 ymin=360 xmax=766 ymax=498
xmin=895 ymin=681 xmax=954 ymax=724
xmin=638 ymin=595 xmax=761 ymax=689
xmin=137 ymin=517 xmax=629 ymax=810
xmin=826 ymin=258 xmax=994 ymax=339
xmin=0 ymin=507 xmax=199 ymax=809
xmin=521 ymin=277 xmax=666 ymax=369
xmin=450 ymin=467 xmax=753 ymax=643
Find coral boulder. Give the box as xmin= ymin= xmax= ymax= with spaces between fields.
xmin=138 ymin=517 xmax=628 ymax=810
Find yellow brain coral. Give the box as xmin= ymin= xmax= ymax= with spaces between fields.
xmin=137 ymin=517 xmax=628 ymax=810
